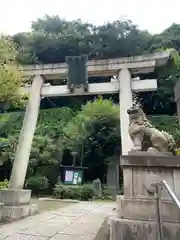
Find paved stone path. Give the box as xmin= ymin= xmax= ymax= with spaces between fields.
xmin=0 ymin=201 xmax=115 ymax=240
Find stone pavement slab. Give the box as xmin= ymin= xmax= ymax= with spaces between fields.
xmin=0 ymin=201 xmax=115 ymax=240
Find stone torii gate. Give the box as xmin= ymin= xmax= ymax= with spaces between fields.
xmin=0 ymin=52 xmax=170 ymax=222
xmin=9 ymin=52 xmax=170 ymax=190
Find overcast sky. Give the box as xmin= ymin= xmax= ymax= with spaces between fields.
xmin=0 ymin=0 xmax=180 ymax=35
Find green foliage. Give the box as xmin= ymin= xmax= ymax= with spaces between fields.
xmin=36 ymin=107 xmax=75 ymax=137
xmin=101 ymin=185 xmax=123 ymax=200
xmin=53 ymin=183 xmax=123 ymax=201
xmin=53 ymin=184 xmax=81 ymax=199
xmin=25 ymin=176 xmax=49 ymax=195
xmin=30 ymin=136 xmax=57 ymax=165
xmin=0 ymin=35 xmax=26 ymax=111
xmin=0 ymin=179 xmax=8 ymax=189
xmin=0 ymin=107 xmax=74 ymax=137
xmin=27 ymin=136 xmax=60 ymax=189
xmin=64 ymin=98 xmax=120 ymax=167
xmin=175 ymin=148 xmax=180 ymax=155
xmin=150 ymin=115 xmax=180 ymax=142
xmin=0 ymin=103 xmax=179 ymax=195
xmin=13 ymin=17 xmax=152 ymax=64
xmin=80 ymin=184 xmax=95 ymax=200
xmin=53 ymin=184 xmax=95 ymax=200
xmin=0 ymin=98 xmax=179 ymax=197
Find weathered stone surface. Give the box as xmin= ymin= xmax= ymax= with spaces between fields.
xmin=116 ymin=196 xmax=180 ymax=223
xmin=0 ymin=189 xmax=38 ymax=222
xmin=0 ymin=232 xmax=8 ymax=240
xmin=118 ymin=149 xmax=180 ymax=239
xmin=0 ymin=189 xmax=31 ymax=206
xmin=2 ymin=204 xmax=38 ymax=221
xmin=122 ymin=154 xmax=180 ymax=167
xmin=0 ymin=202 xmax=115 ymax=240
xmin=50 ymin=234 xmax=80 ymax=240
xmin=110 ymin=217 xmax=180 ymax=240
xmin=128 ymin=151 xmax=173 ymax=156
xmin=121 ymin=154 xmax=180 ymax=200
xmin=4 ymin=234 xmax=48 ymax=240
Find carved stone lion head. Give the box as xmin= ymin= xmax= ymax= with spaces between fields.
xmin=127 ymin=103 xmax=143 ymax=122
xmin=127 ymin=103 xmax=152 ymax=127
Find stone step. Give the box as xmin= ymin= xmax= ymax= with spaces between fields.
xmin=2 ymin=204 xmax=37 ymax=222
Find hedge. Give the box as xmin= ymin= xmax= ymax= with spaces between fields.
xmin=53 ymin=184 xmax=95 ymax=200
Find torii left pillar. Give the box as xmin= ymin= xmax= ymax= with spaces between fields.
xmin=9 ymin=75 xmax=44 ymax=189
xmin=0 ymin=75 xmax=43 ymax=221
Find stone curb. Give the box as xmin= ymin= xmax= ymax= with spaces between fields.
xmin=38 ymin=197 xmax=80 ymax=203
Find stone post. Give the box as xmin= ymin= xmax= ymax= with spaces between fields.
xmin=9 ymin=75 xmax=43 ymax=189
xmin=118 ymin=68 xmax=133 ymax=155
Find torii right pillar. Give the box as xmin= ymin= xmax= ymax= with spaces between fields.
xmin=118 ymin=67 xmax=157 ymax=155
xmin=118 ymin=68 xmax=134 ymax=155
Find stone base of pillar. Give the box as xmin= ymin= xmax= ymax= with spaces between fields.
xmin=0 ymin=203 xmax=4 ymax=221
xmin=0 ymin=189 xmax=38 ymax=222
xmin=110 ymin=217 xmax=180 ymax=240
xmin=117 ymin=195 xmax=180 ymax=223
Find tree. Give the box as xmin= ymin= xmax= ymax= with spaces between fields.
xmin=0 ymin=35 xmax=25 ymax=112
xmin=0 ymin=35 xmax=26 ymax=157
xmin=27 ymin=135 xmax=59 ymax=189
xmin=63 ymin=98 xmax=120 ymax=181
xmin=13 ymin=17 xmax=152 ymax=64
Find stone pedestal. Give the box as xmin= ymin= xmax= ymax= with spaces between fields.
xmin=110 ymin=153 xmax=180 ymax=240
xmin=0 ymin=189 xmax=37 ymax=221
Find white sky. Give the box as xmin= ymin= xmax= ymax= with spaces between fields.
xmin=0 ymin=0 xmax=180 ymax=35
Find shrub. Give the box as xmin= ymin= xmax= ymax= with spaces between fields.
xmin=102 ymin=185 xmax=123 ymax=200
xmin=25 ymin=176 xmax=49 ymax=195
xmin=53 ymin=184 xmax=79 ymax=199
xmin=53 ymin=184 xmax=81 ymax=199
xmin=53 ymin=184 xmax=95 ymax=200
xmin=53 ymin=184 xmax=64 ymax=198
xmin=0 ymin=179 xmax=8 ymax=189
xmin=81 ymin=184 xmax=95 ymax=200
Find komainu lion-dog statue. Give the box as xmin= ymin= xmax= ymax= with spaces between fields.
xmin=127 ymin=103 xmax=176 ymax=155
